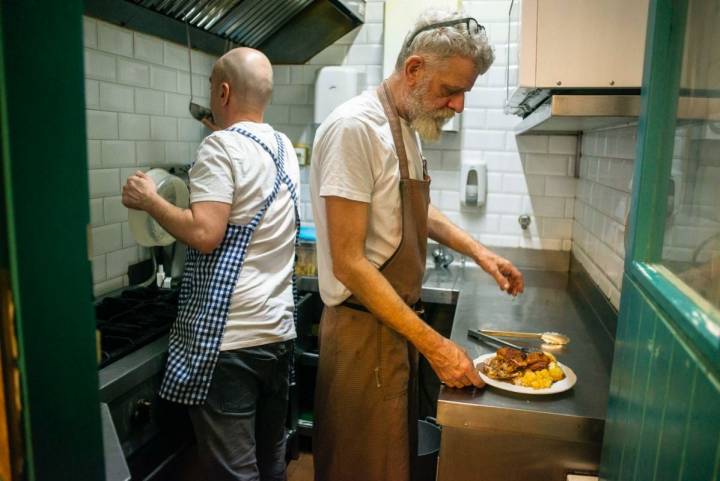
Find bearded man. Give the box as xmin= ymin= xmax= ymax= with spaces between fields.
xmin=309 ymin=9 xmax=525 ymax=481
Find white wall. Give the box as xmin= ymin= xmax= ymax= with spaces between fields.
xmin=573 ymin=126 xmax=636 ymax=308
xmin=664 ymin=124 xmax=720 ymax=264
xmin=84 ymin=0 xmax=649 ymax=311
xmin=83 ymin=17 xmax=217 ymax=295
xmin=573 ymin=122 xmax=720 ymax=310
xmin=269 ymin=0 xmax=577 ymax=251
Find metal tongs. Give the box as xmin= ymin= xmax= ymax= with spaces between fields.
xmin=186 ymin=23 xmax=213 ymax=123
xmin=467 ymin=329 xmax=529 ymax=353
xmin=479 ymin=329 xmax=570 ymax=345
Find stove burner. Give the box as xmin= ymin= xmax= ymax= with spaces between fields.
xmin=96 ymin=287 xmax=178 ymax=367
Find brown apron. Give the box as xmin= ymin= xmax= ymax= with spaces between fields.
xmin=313 ymin=81 xmax=431 ymax=481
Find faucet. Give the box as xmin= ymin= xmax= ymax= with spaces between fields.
xmin=432 ymin=246 xmax=455 ymax=269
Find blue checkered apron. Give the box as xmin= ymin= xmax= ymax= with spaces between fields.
xmin=159 ymin=127 xmax=300 ymax=405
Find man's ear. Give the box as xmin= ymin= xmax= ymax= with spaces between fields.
xmin=404 ymin=55 xmax=425 ymax=87
xmin=220 ymin=82 xmax=231 ymax=107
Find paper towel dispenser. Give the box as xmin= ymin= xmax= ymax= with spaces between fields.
xmin=314 ymin=66 xmax=366 ymax=124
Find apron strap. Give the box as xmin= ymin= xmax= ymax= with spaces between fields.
xmin=377 ymin=81 xmax=411 ymax=180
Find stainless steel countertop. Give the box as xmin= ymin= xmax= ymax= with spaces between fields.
xmin=427 ymin=265 xmax=611 ymax=444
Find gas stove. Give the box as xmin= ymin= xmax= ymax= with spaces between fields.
xmin=96 ymin=287 xmax=196 ymax=481
xmin=96 ymin=286 xmax=178 ymax=367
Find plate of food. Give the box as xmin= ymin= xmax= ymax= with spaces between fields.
xmin=474 ymin=347 xmax=576 ymax=395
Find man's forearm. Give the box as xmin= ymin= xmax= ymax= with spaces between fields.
xmin=335 ymin=257 xmax=443 ymax=355
xmin=427 ymin=204 xmax=524 ymax=295
xmin=427 ymin=204 xmax=489 ymax=263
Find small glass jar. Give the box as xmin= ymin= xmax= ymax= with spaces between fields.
xmin=296 ymin=226 xmax=318 ymax=277
xmin=296 ymin=241 xmax=317 ymax=277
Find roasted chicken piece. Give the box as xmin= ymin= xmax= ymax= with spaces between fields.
xmin=480 ymin=348 xmax=554 ymax=380
xmin=496 ymin=347 xmax=527 ymax=367
xmin=480 ymin=347 xmax=526 ymax=379
xmin=526 ymin=351 xmax=552 ymax=371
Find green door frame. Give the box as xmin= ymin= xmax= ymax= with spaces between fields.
xmin=0 ymin=2 xmax=105 ymax=480
xmin=601 ymin=3 xmax=720 ymax=479
xmin=625 ymin=0 xmax=720 ymax=361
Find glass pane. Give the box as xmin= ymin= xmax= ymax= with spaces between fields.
xmin=661 ymin=0 xmax=720 ymax=309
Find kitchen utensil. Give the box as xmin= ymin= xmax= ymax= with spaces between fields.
xmin=186 ymin=23 xmax=213 ymax=123
xmin=474 ymin=353 xmax=577 ymax=395
xmin=128 ymin=169 xmax=189 ymax=246
xmin=189 ymin=102 xmax=213 ymax=122
xmin=480 ymin=329 xmax=570 ymax=345
xmin=467 ymin=329 xmax=529 ymax=353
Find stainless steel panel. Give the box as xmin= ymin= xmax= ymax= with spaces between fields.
xmin=438 ymin=268 xmax=612 ymax=422
xmin=437 ymin=399 xmax=603 ymax=444
xmin=513 ymin=94 xmax=719 ymax=135
xmin=98 ymin=336 xmax=168 ymax=403
xmin=515 ymin=95 xmax=640 ymax=135
xmin=437 ymin=426 xmax=600 ymax=481
xmin=101 ymin=403 xmax=132 ymax=481
xmin=433 ymin=266 xmax=612 ymax=480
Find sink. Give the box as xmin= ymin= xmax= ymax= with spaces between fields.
xmin=421 ymin=286 xmax=459 ymax=305
xmin=298 ymin=275 xmax=460 ymax=306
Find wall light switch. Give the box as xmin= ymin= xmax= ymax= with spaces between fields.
xmin=295 ymin=145 xmax=309 ymax=166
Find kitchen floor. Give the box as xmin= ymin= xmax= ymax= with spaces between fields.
xmin=288 ymin=452 xmax=314 ymax=481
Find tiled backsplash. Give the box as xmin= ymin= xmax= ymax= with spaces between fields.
xmin=267 ymin=0 xmax=576 ymax=252
xmin=85 ymin=1 xmax=642 ymax=310
xmin=573 ymin=123 xmax=720 ymax=310
xmin=664 ymin=124 xmax=720 ymax=264
xmin=84 ymin=16 xmax=217 ymax=295
xmin=423 ymin=135 xmax=577 ymax=251
xmin=573 ymin=126 xmax=637 ymax=308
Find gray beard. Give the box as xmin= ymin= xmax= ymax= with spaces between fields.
xmin=410 ymin=114 xmax=453 ymax=142
xmin=407 ymin=83 xmax=455 ymax=142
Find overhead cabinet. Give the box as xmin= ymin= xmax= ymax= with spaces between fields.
xmin=517 ymin=0 xmax=649 ymax=90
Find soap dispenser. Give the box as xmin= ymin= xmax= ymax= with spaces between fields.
xmin=460 ymin=162 xmax=487 ymax=207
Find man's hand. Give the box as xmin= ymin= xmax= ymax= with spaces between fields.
xmin=122 ymin=171 xmax=158 ymax=211
xmin=475 ymin=251 xmax=524 ymax=296
xmin=201 ymin=116 xmax=220 ymax=131
xmin=423 ymin=337 xmax=485 ymax=389
xmin=427 ymin=205 xmax=524 ymax=296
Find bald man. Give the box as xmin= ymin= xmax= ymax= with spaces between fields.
xmin=122 ymin=47 xmax=300 ymax=481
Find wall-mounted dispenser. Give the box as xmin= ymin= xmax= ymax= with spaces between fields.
xmin=314 ymin=66 xmax=366 ymax=124
xmin=460 ymin=162 xmax=487 ymax=207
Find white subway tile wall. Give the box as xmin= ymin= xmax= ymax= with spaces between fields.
xmin=573 ymin=126 xmax=637 ymax=308
xmin=662 ymin=124 xmax=720 ymax=266
xmin=84 ymin=1 xmax=640 ymax=308
xmin=269 ymin=0 xmax=576 ymax=253
xmin=84 ymin=16 xmax=217 ymax=295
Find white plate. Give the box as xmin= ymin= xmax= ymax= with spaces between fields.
xmin=473 ymin=353 xmax=577 ymax=395
xmin=128 ymin=169 xmax=189 ymax=246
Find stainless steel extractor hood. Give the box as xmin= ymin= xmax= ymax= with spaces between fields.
xmin=513 ymin=92 xmax=720 ymax=135
xmin=513 ymin=93 xmax=641 ymax=135
xmin=85 ymin=0 xmax=365 ymax=64
xmin=506 ymin=0 xmax=719 ymax=135
xmin=504 ymin=0 xmax=648 ymax=135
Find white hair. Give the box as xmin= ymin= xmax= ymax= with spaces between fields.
xmin=395 ymin=8 xmax=495 ymax=74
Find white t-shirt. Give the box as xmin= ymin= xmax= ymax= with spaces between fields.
xmin=190 ymin=121 xmax=299 ymax=350
xmin=309 ymin=90 xmax=425 ymax=306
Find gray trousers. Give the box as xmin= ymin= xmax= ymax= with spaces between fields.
xmin=188 ymin=341 xmax=291 ymax=481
